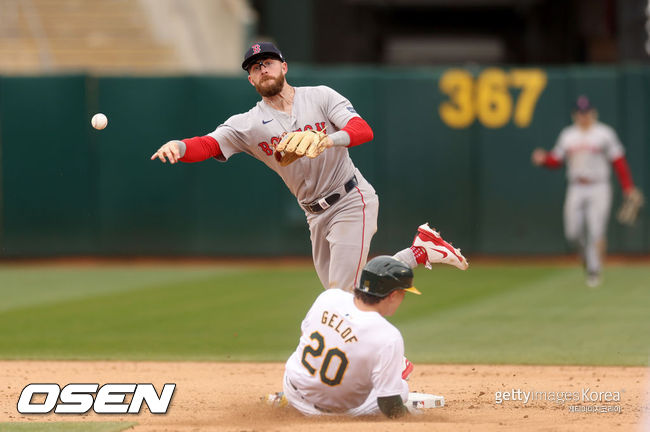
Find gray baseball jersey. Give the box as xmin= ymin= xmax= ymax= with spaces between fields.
xmin=209 ymin=85 xmax=379 ymax=291
xmin=550 ymin=121 xmax=624 ymax=183
xmin=550 ymin=121 xmax=624 ymax=276
xmin=209 ymin=85 xmax=358 ymax=204
xmin=283 ymin=288 xmax=409 ymax=415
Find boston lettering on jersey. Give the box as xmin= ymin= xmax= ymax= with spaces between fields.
xmin=321 ymin=310 xmax=358 ymax=344
xmin=257 ymin=122 xmax=327 ymax=156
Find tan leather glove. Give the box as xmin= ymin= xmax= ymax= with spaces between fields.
xmin=274 ymin=130 xmax=328 ymax=166
xmin=617 ymin=187 xmax=645 ymax=226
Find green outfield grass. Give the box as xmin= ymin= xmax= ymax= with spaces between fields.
xmin=0 ymin=422 xmax=136 ymax=431
xmin=0 ymin=263 xmax=648 ymax=366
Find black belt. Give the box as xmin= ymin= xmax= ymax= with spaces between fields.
xmin=303 ymin=175 xmax=358 ymax=214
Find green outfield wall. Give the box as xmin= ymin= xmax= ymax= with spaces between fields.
xmin=0 ymin=66 xmax=648 ymax=257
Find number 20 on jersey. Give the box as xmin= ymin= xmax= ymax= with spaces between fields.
xmin=439 ymin=68 xmax=547 ymax=129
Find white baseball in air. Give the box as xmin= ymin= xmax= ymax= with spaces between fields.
xmin=91 ymin=113 xmax=108 ymax=130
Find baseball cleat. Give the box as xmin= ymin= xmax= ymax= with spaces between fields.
xmin=264 ymin=391 xmax=288 ymax=408
xmin=412 ymin=223 xmax=469 ymax=270
xmin=586 ymin=272 xmax=601 ymax=288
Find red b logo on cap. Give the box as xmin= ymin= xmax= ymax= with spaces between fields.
xmin=252 ymin=44 xmax=261 ymax=54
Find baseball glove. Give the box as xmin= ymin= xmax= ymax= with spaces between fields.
xmin=617 ymin=187 xmax=645 ymax=226
xmin=274 ymin=129 xmax=328 ymax=166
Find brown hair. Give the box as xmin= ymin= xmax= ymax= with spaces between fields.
xmin=354 ymin=289 xmax=384 ymax=305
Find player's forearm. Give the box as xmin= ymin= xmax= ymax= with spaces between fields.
xmin=612 ymin=156 xmax=634 ymax=193
xmin=329 ymin=117 xmax=374 ymax=148
xmin=179 ymin=136 xmax=223 ymax=162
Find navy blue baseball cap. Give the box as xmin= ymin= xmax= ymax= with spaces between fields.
xmin=574 ymin=95 xmax=594 ymax=112
xmin=242 ymin=42 xmax=285 ymax=71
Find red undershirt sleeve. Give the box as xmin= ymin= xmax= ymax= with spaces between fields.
xmin=342 ymin=117 xmax=374 ymax=147
xmin=612 ymin=156 xmax=634 ymax=193
xmin=543 ymin=154 xmax=562 ymax=169
xmin=180 ymin=136 xmax=222 ymax=162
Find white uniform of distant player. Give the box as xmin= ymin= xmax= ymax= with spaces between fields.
xmin=211 ymin=85 xmax=378 ymax=292
xmin=549 ymin=121 xmax=624 ymax=278
xmin=283 ymin=288 xmax=408 ymax=415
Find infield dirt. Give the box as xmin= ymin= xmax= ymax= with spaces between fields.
xmin=1 ymin=361 xmax=647 ymax=431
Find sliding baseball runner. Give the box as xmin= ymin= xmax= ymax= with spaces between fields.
xmin=277 ymin=226 xmax=466 ymax=418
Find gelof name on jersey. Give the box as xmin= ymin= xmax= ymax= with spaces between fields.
xmin=322 ymin=310 xmax=358 ymax=344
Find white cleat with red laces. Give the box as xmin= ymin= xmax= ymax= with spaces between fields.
xmin=412 ymin=223 xmax=469 ymax=270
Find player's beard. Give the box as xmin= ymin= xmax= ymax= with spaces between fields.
xmin=255 ymin=73 xmax=285 ymax=97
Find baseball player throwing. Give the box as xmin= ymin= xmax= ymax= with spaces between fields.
xmin=531 ymin=96 xmax=641 ymax=287
xmin=151 ymin=42 xmax=467 ymax=291
xmin=277 ymin=226 xmax=467 ymax=418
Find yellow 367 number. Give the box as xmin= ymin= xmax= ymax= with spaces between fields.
xmin=439 ymin=68 xmax=547 ymax=129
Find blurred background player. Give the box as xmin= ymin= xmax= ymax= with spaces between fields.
xmin=272 ymin=223 xmax=467 ymax=417
xmin=531 ymin=96 xmax=642 ymax=287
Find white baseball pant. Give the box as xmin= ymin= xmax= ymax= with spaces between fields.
xmin=563 ymin=181 xmax=612 ymax=275
xmin=282 ymin=371 xmax=409 ymax=416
